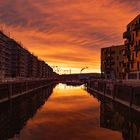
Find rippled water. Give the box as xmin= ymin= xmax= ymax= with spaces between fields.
xmin=8 ymin=83 xmax=124 ymax=140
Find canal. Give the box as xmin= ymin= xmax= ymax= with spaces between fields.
xmin=0 ymin=83 xmax=139 ymax=140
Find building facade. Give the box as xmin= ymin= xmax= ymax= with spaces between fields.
xmin=0 ymin=31 xmax=57 ymax=79
xmin=101 ymin=45 xmax=125 ymax=79
xmin=123 ymin=14 xmax=140 ymax=80
xmin=0 ymin=32 xmax=11 ymax=78
xmin=10 ymin=40 xmax=28 ymax=77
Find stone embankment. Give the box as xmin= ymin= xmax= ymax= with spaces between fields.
xmin=87 ymin=80 xmax=140 ymax=112
xmin=0 ymin=78 xmax=57 ymax=103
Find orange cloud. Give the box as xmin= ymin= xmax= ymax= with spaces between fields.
xmin=0 ymin=0 xmax=140 ymax=73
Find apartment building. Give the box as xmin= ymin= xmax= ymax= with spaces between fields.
xmin=45 ymin=64 xmax=49 ymax=78
xmin=101 ymin=45 xmax=125 ymax=79
xmin=0 ymin=31 xmax=57 ymax=79
xmin=37 ymin=60 xmax=43 ymax=78
xmin=123 ymin=14 xmax=140 ymax=79
xmin=48 ymin=66 xmax=53 ymax=79
xmin=10 ymin=40 xmax=28 ymax=77
xmin=0 ymin=31 xmax=11 ymax=78
xmin=27 ymin=54 xmax=38 ymax=78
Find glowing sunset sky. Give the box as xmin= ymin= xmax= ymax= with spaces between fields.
xmin=0 ymin=0 xmax=140 ymax=73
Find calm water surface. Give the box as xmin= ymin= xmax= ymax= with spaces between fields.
xmin=8 ymin=83 xmax=123 ymax=140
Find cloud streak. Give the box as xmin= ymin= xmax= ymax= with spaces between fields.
xmin=0 ymin=0 xmax=140 ymax=72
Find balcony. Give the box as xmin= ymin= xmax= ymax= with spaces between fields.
xmin=127 ymin=55 xmax=131 ymax=61
xmin=122 ymin=48 xmax=130 ymax=56
xmin=132 ymin=23 xmax=140 ymax=31
xmin=129 ymin=59 xmax=134 ymax=64
xmin=134 ymin=44 xmax=140 ymax=52
xmin=105 ymin=55 xmax=113 ymax=60
xmin=123 ymin=31 xmax=130 ymax=39
xmin=125 ymin=44 xmax=130 ymax=50
xmin=135 ymin=23 xmax=140 ymax=30
xmin=125 ymin=68 xmax=130 ymax=73
xmin=130 ymin=40 xmax=134 ymax=45
xmin=124 ymin=39 xmax=129 ymax=46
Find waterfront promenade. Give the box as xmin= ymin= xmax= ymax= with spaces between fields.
xmin=0 ymin=78 xmax=58 ymax=104
xmin=0 ymin=83 xmax=139 ymax=140
xmin=87 ymin=79 xmax=140 ymax=112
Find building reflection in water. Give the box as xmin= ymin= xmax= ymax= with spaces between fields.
xmin=0 ymin=84 xmax=56 ymax=140
xmin=99 ymin=97 xmax=140 ymax=140
xmin=0 ymin=84 xmax=139 ymax=140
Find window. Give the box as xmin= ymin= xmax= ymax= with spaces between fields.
xmin=131 ymin=63 xmax=134 ymax=69
xmin=111 ymin=51 xmax=115 ymax=54
xmin=138 ymin=62 xmax=140 ymax=70
xmin=119 ymin=62 xmax=121 ymax=66
xmin=136 ymin=30 xmax=138 ymax=37
xmin=136 ymin=52 xmax=138 ymax=57
xmin=128 ymin=73 xmax=137 ymax=79
xmin=119 ymin=50 xmax=121 ymax=54
xmin=132 ymin=53 xmax=134 ymax=60
xmin=136 ymin=41 xmax=138 ymax=45
xmin=127 ymin=27 xmax=130 ymax=31
xmin=133 ymin=33 xmax=134 ymax=41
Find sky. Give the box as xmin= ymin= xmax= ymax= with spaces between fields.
xmin=0 ymin=0 xmax=140 ymax=74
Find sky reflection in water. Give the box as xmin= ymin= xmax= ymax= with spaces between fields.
xmin=11 ymin=84 xmax=122 ymax=140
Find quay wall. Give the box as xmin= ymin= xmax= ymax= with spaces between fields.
xmin=87 ymin=80 xmax=140 ymax=111
xmin=0 ymin=79 xmax=57 ymax=103
xmin=0 ymin=84 xmax=56 ymax=140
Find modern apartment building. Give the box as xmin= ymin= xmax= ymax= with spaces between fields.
xmin=0 ymin=31 xmax=57 ymax=79
xmin=10 ymin=40 xmax=27 ymax=77
xmin=123 ymin=14 xmax=140 ymax=79
xmin=0 ymin=31 xmax=11 ymax=78
xmin=48 ymin=66 xmax=53 ymax=79
xmin=101 ymin=45 xmax=125 ymax=79
xmin=37 ymin=60 xmax=43 ymax=78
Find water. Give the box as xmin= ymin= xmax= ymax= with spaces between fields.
xmin=0 ymin=83 xmax=139 ymax=140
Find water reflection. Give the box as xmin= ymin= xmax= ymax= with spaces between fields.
xmin=0 ymin=84 xmax=56 ymax=140
xmin=100 ymin=99 xmax=140 ymax=140
xmin=89 ymin=90 xmax=140 ymax=140
xmin=0 ymin=84 xmax=139 ymax=140
xmin=11 ymin=84 xmax=122 ymax=140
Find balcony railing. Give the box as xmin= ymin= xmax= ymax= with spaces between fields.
xmin=134 ymin=45 xmax=140 ymax=52
xmin=129 ymin=59 xmax=134 ymax=64
xmin=124 ymin=68 xmax=130 ymax=73
xmin=124 ymin=39 xmax=129 ymax=46
xmin=132 ymin=23 xmax=140 ymax=31
xmin=122 ymin=47 xmax=130 ymax=56
xmin=130 ymin=40 xmax=134 ymax=46
xmin=105 ymin=55 xmax=113 ymax=60
xmin=123 ymin=31 xmax=130 ymax=39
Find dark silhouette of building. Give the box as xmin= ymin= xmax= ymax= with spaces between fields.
xmin=0 ymin=31 xmax=58 ymax=79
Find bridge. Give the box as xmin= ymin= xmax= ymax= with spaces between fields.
xmin=59 ymin=73 xmax=101 ymax=85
